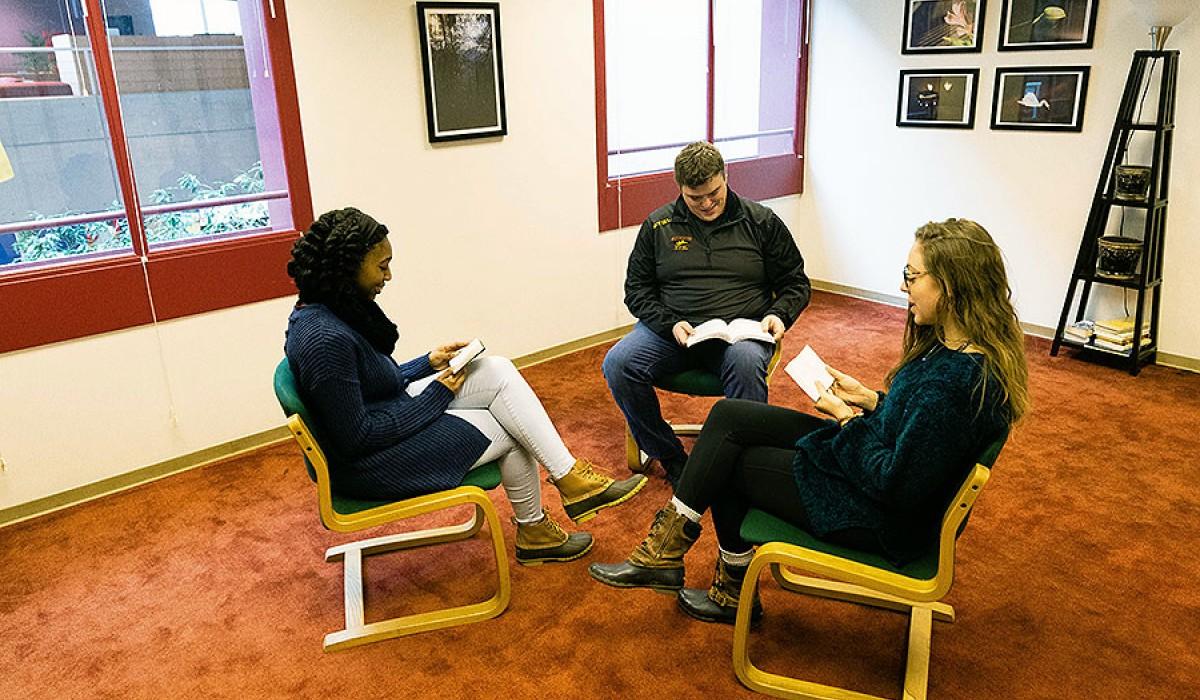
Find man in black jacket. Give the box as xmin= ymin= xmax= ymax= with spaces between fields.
xmin=602 ymin=142 xmax=811 ymax=484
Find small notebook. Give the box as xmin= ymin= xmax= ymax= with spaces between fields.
xmin=448 ymin=338 xmax=486 ymax=374
xmin=784 ymin=345 xmax=834 ymax=402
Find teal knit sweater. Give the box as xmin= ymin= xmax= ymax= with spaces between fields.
xmin=793 ymin=344 xmax=1009 ymax=563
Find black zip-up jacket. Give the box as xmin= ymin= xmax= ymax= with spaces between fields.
xmin=623 ymin=190 xmax=811 ymax=336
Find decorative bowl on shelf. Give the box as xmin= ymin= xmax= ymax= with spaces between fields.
xmin=1114 ymin=165 xmax=1152 ymax=202
xmin=1096 ymin=236 xmax=1143 ymax=280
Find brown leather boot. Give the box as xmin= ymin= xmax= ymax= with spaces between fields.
xmin=514 ymin=510 xmax=593 ymax=566
xmin=587 ymin=503 xmax=701 ymax=591
xmin=677 ymin=558 xmax=763 ymax=625
xmin=552 ymin=459 xmax=648 ymax=523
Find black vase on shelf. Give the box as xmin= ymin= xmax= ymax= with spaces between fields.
xmin=1096 ymin=236 xmax=1143 ymax=280
xmin=1114 ymin=165 xmax=1152 ymax=202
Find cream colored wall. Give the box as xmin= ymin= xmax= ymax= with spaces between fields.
xmin=0 ymin=1 xmax=635 ymax=511
xmin=0 ymin=298 xmax=297 ymax=508
xmin=286 ymin=0 xmax=634 ymax=359
xmin=793 ymin=1 xmax=1198 ymax=355
xmin=1 ymin=0 xmax=1196 ymax=512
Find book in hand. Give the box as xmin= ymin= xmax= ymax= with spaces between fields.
xmin=685 ymin=318 xmax=775 ymax=347
xmin=784 ymin=345 xmax=835 ymax=402
xmin=448 ymin=338 xmax=486 ymax=374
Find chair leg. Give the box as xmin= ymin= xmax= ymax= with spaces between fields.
xmin=624 ymin=415 xmax=704 ymax=474
xmin=340 ymin=547 xmax=366 ymax=631
xmin=625 ymin=423 xmax=649 ymax=473
xmin=734 ymin=549 xmax=952 ymax=700
xmin=325 ymin=503 xmax=486 ymax=561
xmin=902 ymin=607 xmax=933 ymax=700
xmin=771 ymin=565 xmax=955 ymax=623
xmin=322 ymin=495 xmax=511 ymax=652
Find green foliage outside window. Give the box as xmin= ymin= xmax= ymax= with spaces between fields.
xmin=19 ymin=30 xmax=57 ymax=79
xmin=11 ymin=162 xmax=269 ymax=265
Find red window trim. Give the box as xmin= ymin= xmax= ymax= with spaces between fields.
xmin=592 ymin=0 xmax=811 ymax=232
xmin=0 ymin=0 xmax=312 ymax=355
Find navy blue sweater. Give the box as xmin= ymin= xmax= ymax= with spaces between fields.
xmin=793 ymin=345 xmax=1009 ymax=564
xmin=284 ymin=304 xmax=490 ymax=500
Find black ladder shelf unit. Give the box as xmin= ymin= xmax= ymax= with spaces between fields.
xmin=1050 ymin=50 xmax=1178 ymax=375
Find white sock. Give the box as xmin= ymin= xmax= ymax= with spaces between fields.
xmin=719 ymin=547 xmax=753 ymax=567
xmin=670 ymin=496 xmax=702 ymax=523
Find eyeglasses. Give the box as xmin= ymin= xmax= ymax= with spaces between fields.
xmin=901 ymin=266 xmax=928 ymax=288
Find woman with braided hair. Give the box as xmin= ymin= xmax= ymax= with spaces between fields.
xmin=285 ymin=208 xmax=646 ymax=564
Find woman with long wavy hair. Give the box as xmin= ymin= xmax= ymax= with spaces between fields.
xmin=285 ymin=208 xmax=646 ymax=565
xmin=589 ymin=218 xmax=1028 ymax=624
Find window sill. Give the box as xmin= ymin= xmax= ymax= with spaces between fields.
xmin=598 ymin=153 xmax=804 ymax=232
xmin=0 ymin=230 xmax=301 ymax=353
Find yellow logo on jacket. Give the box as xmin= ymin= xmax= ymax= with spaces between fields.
xmin=671 ymin=235 xmax=692 ymax=252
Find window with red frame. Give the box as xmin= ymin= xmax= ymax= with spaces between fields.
xmin=593 ymin=0 xmax=809 ymax=232
xmin=0 ymin=0 xmax=310 ymax=352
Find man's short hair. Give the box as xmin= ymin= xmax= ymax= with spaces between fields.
xmin=674 ymin=142 xmax=725 ymax=188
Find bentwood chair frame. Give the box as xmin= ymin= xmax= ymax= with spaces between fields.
xmin=274 ymin=359 xmax=511 ymax=652
xmin=732 ymin=436 xmax=1006 ymax=700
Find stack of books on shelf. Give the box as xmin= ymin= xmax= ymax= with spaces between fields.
xmin=1091 ymin=316 xmax=1152 ymax=353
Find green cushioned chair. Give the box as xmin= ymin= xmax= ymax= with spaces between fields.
xmin=625 ymin=344 xmax=783 ymax=472
xmin=273 ymin=359 xmax=511 ymax=652
xmin=732 ymin=434 xmax=1007 ymax=700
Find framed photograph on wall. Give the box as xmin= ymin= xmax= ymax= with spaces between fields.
xmin=991 ymin=66 xmax=1090 ymax=131
xmin=998 ymin=0 xmax=1098 ymax=51
xmin=416 ymin=2 xmax=507 ymax=143
xmin=902 ymin=0 xmax=987 ymax=54
xmin=897 ymin=68 xmax=981 ymax=128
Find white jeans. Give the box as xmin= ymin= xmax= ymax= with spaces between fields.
xmin=406 ymin=356 xmax=575 ymax=523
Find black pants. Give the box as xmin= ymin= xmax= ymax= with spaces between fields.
xmin=674 ymin=398 xmax=875 ymax=554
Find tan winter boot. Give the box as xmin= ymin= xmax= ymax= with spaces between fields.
xmin=677 ymin=557 xmax=763 ymax=625
xmin=514 ymin=510 xmax=593 ymax=566
xmin=552 ymin=459 xmax=647 ymax=523
xmin=586 ymin=503 xmax=701 ymax=591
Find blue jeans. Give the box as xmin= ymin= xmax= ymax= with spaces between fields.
xmin=602 ymin=322 xmax=774 ymax=462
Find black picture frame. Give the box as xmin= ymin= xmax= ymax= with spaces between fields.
xmin=991 ymin=66 xmax=1090 ymax=131
xmin=897 ymin=68 xmax=981 ymax=129
xmin=902 ymin=0 xmax=987 ymax=54
xmin=998 ymin=0 xmax=1098 ymax=51
xmin=416 ymin=2 xmax=507 ymax=143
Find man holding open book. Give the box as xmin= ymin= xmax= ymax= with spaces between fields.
xmin=603 ymin=142 xmax=810 ymax=484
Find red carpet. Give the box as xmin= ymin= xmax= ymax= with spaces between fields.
xmin=2 ymin=291 xmax=1197 ymax=698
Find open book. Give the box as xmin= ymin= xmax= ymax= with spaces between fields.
xmin=685 ymin=318 xmax=775 ymax=347
xmin=784 ymin=345 xmax=834 ymax=402
xmin=448 ymin=338 xmax=486 ymax=374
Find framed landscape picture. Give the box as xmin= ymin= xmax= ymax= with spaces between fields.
xmin=416 ymin=2 xmax=507 ymax=143
xmin=897 ymin=68 xmax=981 ymax=128
xmin=903 ymin=0 xmax=986 ymax=54
xmin=991 ymin=66 xmax=1090 ymax=131
xmin=999 ymin=0 xmax=1098 ymax=51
